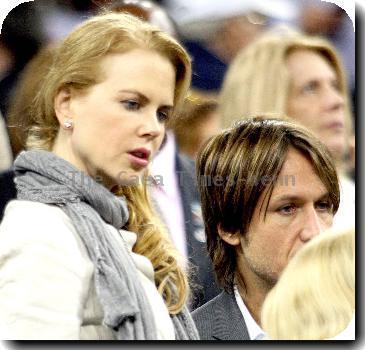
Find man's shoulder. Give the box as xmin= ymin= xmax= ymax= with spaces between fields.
xmin=191 ymin=292 xmax=222 ymax=339
xmin=192 ymin=291 xmax=235 ymax=340
xmin=192 ymin=289 xmax=250 ymax=340
xmin=192 ymin=291 xmax=227 ymax=319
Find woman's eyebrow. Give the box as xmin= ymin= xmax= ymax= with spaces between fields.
xmin=118 ymin=90 xmax=174 ymax=108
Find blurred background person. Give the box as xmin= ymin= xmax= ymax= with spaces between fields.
xmin=0 ymin=2 xmax=56 ymax=218
xmin=262 ymin=227 xmax=355 ymax=340
xmin=0 ymin=1 xmax=45 ymax=118
xmin=170 ymin=91 xmax=220 ymax=160
xmin=164 ymin=0 xmax=297 ymax=94
xmin=102 ymin=0 xmax=178 ymax=37
xmin=297 ymin=0 xmax=355 ymax=104
xmin=0 ymin=45 xmax=58 ymax=220
xmin=7 ymin=45 xmax=58 ymax=159
xmin=219 ymin=29 xmax=355 ymax=231
xmin=36 ymin=0 xmax=98 ymax=43
xmin=1 ymin=0 xmax=354 ymax=116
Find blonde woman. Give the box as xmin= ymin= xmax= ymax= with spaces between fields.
xmin=0 ymin=13 xmax=198 ymax=340
xmin=261 ymin=227 xmax=355 ymax=340
xmin=219 ymin=29 xmax=355 ymax=231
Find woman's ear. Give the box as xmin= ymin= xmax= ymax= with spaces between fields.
xmin=54 ymin=87 xmax=72 ymax=126
xmin=217 ymin=225 xmax=241 ymax=246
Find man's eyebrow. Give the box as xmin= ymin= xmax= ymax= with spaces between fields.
xmin=271 ymin=192 xmax=331 ymax=203
xmin=271 ymin=195 xmax=302 ymax=203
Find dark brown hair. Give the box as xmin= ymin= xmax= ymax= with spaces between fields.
xmin=197 ymin=116 xmax=340 ymax=292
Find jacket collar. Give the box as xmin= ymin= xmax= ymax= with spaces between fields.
xmin=212 ymin=291 xmax=250 ymax=340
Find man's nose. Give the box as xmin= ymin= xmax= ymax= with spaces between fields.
xmin=299 ymin=207 xmax=323 ymax=242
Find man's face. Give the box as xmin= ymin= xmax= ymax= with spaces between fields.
xmin=286 ymin=49 xmax=346 ymax=160
xmin=237 ymin=148 xmax=334 ymax=287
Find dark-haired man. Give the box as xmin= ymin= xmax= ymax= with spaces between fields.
xmin=192 ymin=117 xmax=340 ymax=340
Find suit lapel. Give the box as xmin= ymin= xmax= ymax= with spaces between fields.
xmin=212 ymin=291 xmax=250 ymax=340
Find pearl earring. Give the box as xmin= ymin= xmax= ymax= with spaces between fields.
xmin=63 ymin=120 xmax=73 ymax=129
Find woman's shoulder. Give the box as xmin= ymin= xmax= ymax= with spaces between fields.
xmin=0 ymin=200 xmax=86 ymax=255
xmin=4 ymin=199 xmax=70 ymax=219
xmin=0 ymin=200 xmax=94 ymax=340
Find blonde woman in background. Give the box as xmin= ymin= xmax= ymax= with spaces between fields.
xmin=219 ymin=29 xmax=354 ymax=231
xmin=261 ymin=227 xmax=355 ymax=340
xmin=0 ymin=13 xmax=199 ymax=340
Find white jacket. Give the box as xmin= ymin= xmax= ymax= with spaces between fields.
xmin=0 ymin=200 xmax=174 ymax=340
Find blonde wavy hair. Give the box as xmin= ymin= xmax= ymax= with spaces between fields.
xmin=219 ymin=28 xmax=353 ymax=164
xmin=25 ymin=12 xmax=192 ymax=314
xmin=261 ymin=227 xmax=355 ymax=340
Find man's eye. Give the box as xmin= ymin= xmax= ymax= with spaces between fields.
xmin=316 ymin=201 xmax=332 ymax=212
xmin=278 ymin=204 xmax=296 ymax=215
xmin=122 ymin=100 xmax=140 ymax=110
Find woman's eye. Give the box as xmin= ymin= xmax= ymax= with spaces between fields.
xmin=331 ymin=80 xmax=341 ymax=92
xmin=157 ymin=110 xmax=170 ymax=123
xmin=122 ymin=100 xmax=140 ymax=110
xmin=278 ymin=204 xmax=296 ymax=215
xmin=302 ymin=81 xmax=318 ymax=94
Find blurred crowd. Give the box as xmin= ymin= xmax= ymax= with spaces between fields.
xmin=0 ymin=0 xmax=356 ymax=174
xmin=0 ymin=0 xmax=355 ymax=340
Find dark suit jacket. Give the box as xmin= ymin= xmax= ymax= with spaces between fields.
xmin=192 ymin=290 xmax=250 ymax=340
xmin=183 ymin=40 xmax=227 ymax=92
xmin=0 ymin=168 xmax=16 ymax=221
xmin=176 ymin=153 xmax=221 ymax=309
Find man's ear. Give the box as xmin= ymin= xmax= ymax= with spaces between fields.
xmin=54 ymin=87 xmax=72 ymax=125
xmin=217 ymin=225 xmax=241 ymax=246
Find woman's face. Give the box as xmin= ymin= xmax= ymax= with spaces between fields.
xmin=54 ymin=49 xmax=176 ymax=187
xmin=286 ymin=49 xmax=346 ymax=160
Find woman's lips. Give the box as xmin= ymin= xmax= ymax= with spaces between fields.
xmin=127 ymin=147 xmax=151 ymax=169
xmin=128 ymin=154 xmax=149 ymax=168
xmin=326 ymin=121 xmax=345 ymax=131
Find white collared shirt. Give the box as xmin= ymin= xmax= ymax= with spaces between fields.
xmin=234 ymin=285 xmax=266 ymax=340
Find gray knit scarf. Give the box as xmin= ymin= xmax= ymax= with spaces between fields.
xmin=14 ymin=150 xmax=199 ymax=340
